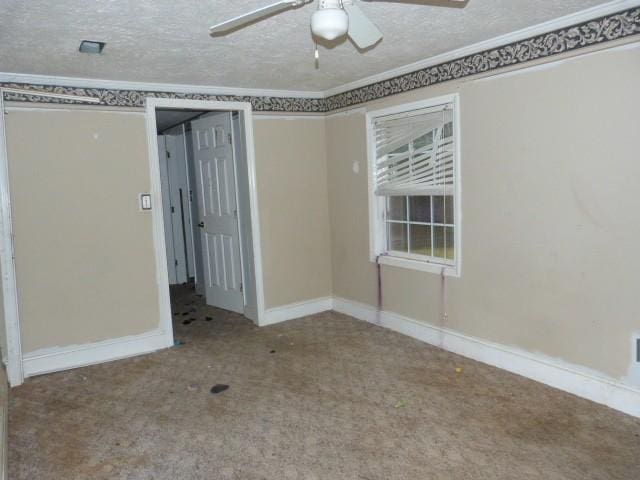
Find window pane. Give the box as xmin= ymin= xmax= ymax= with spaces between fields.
xmin=386 ymin=196 xmax=407 ymax=221
xmin=433 ymin=226 xmax=445 ymax=259
xmin=409 ymin=196 xmax=431 ymax=223
xmin=433 ymin=195 xmax=455 ymax=225
xmin=433 ymin=196 xmax=445 ymax=224
xmin=389 ymin=143 xmax=409 ymax=156
xmin=443 ymin=121 xmax=453 ymax=138
xmin=409 ymin=224 xmax=432 ymax=257
xmin=412 ymin=132 xmax=433 ymax=151
xmin=445 ymin=227 xmax=455 ymax=260
xmin=388 ymin=222 xmax=407 ymax=252
xmin=444 ymin=195 xmax=454 ymax=225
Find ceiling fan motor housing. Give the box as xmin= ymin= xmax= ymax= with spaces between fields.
xmin=312 ymin=0 xmax=349 ymax=41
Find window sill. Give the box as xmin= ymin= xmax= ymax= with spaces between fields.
xmin=374 ymin=254 xmax=460 ymax=277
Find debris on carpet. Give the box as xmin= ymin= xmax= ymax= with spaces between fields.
xmin=210 ymin=384 xmax=229 ymax=394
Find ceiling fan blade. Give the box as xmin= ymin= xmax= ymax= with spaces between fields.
xmin=344 ymin=2 xmax=383 ymax=49
xmin=360 ymin=0 xmax=467 ymax=7
xmin=209 ymin=1 xmax=309 ymax=35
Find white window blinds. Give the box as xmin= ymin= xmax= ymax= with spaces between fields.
xmin=373 ymin=104 xmax=454 ymax=196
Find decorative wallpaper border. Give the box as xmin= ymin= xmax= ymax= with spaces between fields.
xmin=0 ymin=85 xmax=328 ymax=113
xmin=1 ymin=7 xmax=638 ymax=113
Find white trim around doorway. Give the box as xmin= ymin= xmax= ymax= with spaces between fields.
xmin=0 ymin=92 xmax=25 ymax=386
xmin=144 ymin=98 xmax=267 ymax=344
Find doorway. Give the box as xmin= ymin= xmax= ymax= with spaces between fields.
xmin=145 ymin=99 xmax=266 ymax=344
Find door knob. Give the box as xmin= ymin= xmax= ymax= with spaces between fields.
xmin=198 ymin=222 xmax=205 ymax=228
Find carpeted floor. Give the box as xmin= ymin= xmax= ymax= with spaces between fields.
xmin=9 ymin=285 xmax=640 ymax=479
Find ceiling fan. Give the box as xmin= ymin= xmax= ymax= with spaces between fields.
xmin=209 ymin=0 xmax=467 ymax=50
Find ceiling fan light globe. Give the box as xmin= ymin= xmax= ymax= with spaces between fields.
xmin=311 ymin=8 xmax=349 ymax=41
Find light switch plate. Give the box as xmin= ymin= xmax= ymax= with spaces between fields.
xmin=139 ymin=193 xmax=152 ymax=211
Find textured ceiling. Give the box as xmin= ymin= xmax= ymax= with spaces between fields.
xmin=0 ymin=0 xmax=612 ymax=92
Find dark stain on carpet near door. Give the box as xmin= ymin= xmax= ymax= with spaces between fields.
xmin=8 ymin=284 xmax=640 ymax=479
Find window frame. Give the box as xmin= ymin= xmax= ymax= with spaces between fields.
xmin=366 ymin=93 xmax=462 ymax=277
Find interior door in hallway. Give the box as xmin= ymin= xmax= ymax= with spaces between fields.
xmin=164 ymin=126 xmax=194 ymax=284
xmin=191 ymin=112 xmax=244 ymax=313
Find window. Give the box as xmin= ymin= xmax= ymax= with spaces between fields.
xmin=367 ymin=94 xmax=460 ymax=276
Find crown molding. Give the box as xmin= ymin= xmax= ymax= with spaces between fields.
xmin=0 ymin=77 xmax=328 ymax=113
xmin=0 ymin=72 xmax=324 ymax=100
xmin=323 ymin=0 xmax=640 ymax=98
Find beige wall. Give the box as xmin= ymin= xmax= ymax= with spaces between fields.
xmin=5 ymin=110 xmax=160 ymax=353
xmin=326 ymin=44 xmax=640 ymax=383
xmin=253 ymin=118 xmax=333 ymax=308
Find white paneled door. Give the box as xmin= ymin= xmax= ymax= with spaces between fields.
xmin=191 ymin=112 xmax=244 ymax=313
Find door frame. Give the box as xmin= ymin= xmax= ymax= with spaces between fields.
xmin=144 ymin=98 xmax=266 ymax=342
xmin=0 ymin=93 xmax=24 ymax=386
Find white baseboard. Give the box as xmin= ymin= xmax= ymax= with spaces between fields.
xmin=22 ymin=329 xmax=171 ymax=378
xmin=262 ymin=296 xmax=333 ymax=326
xmin=332 ymin=296 xmax=640 ymax=418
